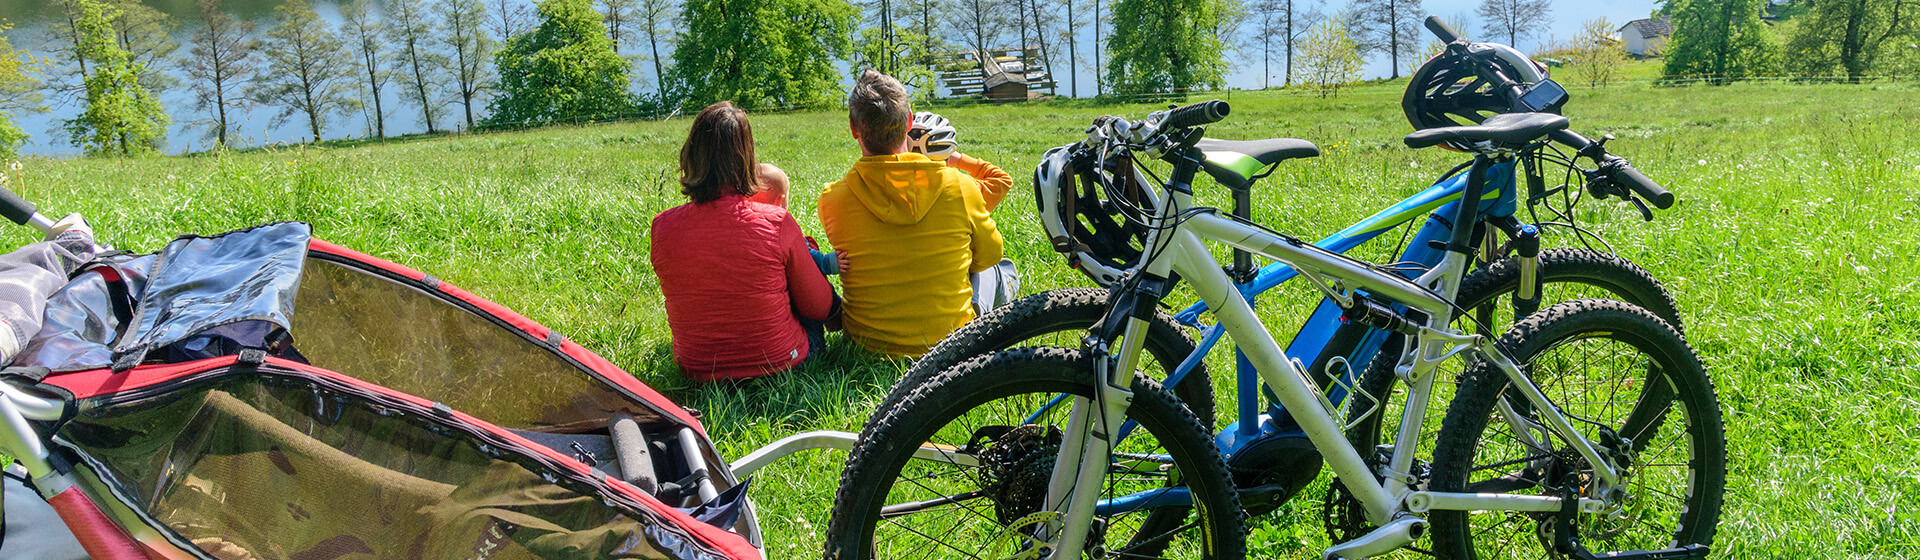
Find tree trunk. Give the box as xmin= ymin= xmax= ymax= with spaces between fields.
xmin=1284 ymin=0 xmax=1293 ymax=87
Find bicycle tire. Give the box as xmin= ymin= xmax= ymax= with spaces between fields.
xmin=1427 ymin=299 xmax=1726 ymax=559
xmin=1344 ymin=248 xmax=1685 ymax=460
xmin=825 ymin=347 xmax=1245 ymax=560
xmin=878 ymin=287 xmax=1215 ymax=431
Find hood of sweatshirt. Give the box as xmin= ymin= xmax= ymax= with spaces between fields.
xmin=838 ymin=153 xmax=952 ymax=226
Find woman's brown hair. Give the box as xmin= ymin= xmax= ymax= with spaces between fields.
xmin=679 ymin=101 xmax=760 ymax=204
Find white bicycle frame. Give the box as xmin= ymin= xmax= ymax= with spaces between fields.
xmin=1036 ymin=153 xmax=1624 ymax=559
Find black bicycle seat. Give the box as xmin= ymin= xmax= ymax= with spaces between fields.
xmin=1195 ymin=138 xmax=1320 ymax=189
xmin=1403 ymin=112 xmax=1569 ymax=150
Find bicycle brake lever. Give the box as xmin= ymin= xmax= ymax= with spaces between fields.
xmin=1627 ymin=195 xmax=1654 ymax=222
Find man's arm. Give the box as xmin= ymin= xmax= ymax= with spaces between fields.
xmin=947 ymin=153 xmax=1013 ymax=211
xmin=964 ymin=185 xmax=1004 ymax=274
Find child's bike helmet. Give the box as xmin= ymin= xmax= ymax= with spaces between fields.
xmin=1403 ymin=38 xmax=1566 ymax=151
xmin=1033 ymin=144 xmax=1156 ymax=287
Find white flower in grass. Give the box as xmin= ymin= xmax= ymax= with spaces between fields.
xmin=1696 ymin=159 xmax=1707 ymax=166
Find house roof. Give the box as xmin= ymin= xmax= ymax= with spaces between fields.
xmin=1618 ymin=17 xmax=1673 ymax=39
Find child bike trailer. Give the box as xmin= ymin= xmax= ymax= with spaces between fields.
xmin=4 ymin=221 xmax=759 ymax=560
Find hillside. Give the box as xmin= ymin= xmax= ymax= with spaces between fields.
xmin=10 ymin=79 xmax=1920 ymax=557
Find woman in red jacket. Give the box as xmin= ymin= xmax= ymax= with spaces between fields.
xmin=650 ymin=102 xmax=841 ymax=381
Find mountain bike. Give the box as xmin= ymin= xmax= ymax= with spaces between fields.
xmin=865 ymin=21 xmax=1689 ymax=532
xmin=826 ymin=94 xmax=1724 ymax=559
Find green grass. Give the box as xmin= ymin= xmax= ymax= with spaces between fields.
xmin=7 ymin=78 xmax=1920 ymax=558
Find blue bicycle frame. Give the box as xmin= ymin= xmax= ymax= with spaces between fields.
xmin=1048 ymin=160 xmax=1522 ymax=516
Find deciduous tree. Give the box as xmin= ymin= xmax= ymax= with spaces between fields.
xmin=185 ymin=0 xmax=257 ymax=148
xmin=635 ymin=0 xmax=677 ymax=97
xmin=1 ymin=23 xmax=47 ymax=159
xmin=438 ymin=0 xmax=496 ymax=129
xmin=669 ymin=0 xmax=856 ymax=109
xmin=489 ymin=0 xmax=635 ymax=125
xmin=1540 ymin=18 xmax=1627 ymax=87
xmin=489 ymin=0 xmax=538 ymax=39
xmin=340 ymin=0 xmax=391 ymax=138
xmin=1349 ymin=0 xmax=1423 ymax=78
xmin=599 ymin=0 xmax=639 ymax=53
xmin=388 ymin=0 xmax=448 ymax=133
xmin=1299 ymin=20 xmax=1361 ymax=96
xmin=252 ymin=0 xmax=357 ymax=141
xmin=1476 ymin=0 xmax=1550 ymax=47
xmin=1244 ymin=0 xmax=1322 ymax=88
xmin=63 ymin=0 xmax=169 ymax=156
xmin=1105 ymin=0 xmax=1233 ymax=94
xmin=1662 ymin=0 xmax=1778 ymax=84
xmin=1787 ymin=0 xmax=1917 ymax=81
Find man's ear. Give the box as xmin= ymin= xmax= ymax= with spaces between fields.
xmin=849 ymin=119 xmax=860 ymax=140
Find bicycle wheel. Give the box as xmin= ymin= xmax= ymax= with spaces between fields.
xmin=1427 ymin=299 xmax=1725 ymax=559
xmin=826 ymin=347 xmax=1245 ymax=560
xmin=880 ymin=287 xmax=1215 ymax=430
xmin=1331 ymin=249 xmax=1687 ymax=548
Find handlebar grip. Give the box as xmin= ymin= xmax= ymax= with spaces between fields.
xmin=1163 ymin=100 xmax=1231 ymax=129
xmin=0 ymin=186 xmax=37 ymax=226
xmin=1609 ymin=162 xmax=1674 ymax=209
xmin=1425 ymin=16 xmax=1462 ymax=43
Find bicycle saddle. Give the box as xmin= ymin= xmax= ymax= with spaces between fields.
xmin=1195 ymin=138 xmax=1320 ymax=189
xmin=1402 ymin=112 xmax=1569 ymax=150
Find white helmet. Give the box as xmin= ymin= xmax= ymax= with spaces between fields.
xmin=906 ymin=112 xmax=958 ymax=160
xmin=1032 ymin=144 xmax=1158 ymax=287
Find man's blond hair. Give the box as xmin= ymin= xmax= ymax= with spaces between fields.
xmin=849 ymin=69 xmax=911 ymax=155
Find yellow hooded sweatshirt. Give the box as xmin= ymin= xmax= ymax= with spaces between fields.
xmin=819 ymin=153 xmax=1008 ymax=356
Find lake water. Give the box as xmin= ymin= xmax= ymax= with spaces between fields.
xmin=1 ymin=0 xmax=545 ymax=157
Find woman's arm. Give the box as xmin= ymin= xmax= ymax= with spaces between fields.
xmin=782 ymin=218 xmax=837 ymax=321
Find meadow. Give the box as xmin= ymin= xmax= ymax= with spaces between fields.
xmin=6 ymin=77 xmax=1919 ymax=558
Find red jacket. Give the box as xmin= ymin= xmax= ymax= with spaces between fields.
xmin=650 ymin=194 xmax=836 ymax=381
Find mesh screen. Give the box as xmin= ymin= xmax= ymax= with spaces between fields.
xmin=291 ymin=258 xmax=642 ymax=433
xmin=59 ymin=374 xmax=697 ymax=560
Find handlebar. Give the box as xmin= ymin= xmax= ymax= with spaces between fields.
xmin=1163 ymin=100 xmax=1232 ymax=129
xmin=0 ymin=187 xmax=38 ymax=227
xmin=1547 ymin=129 xmax=1674 ymax=209
xmin=1424 ymin=16 xmax=1463 ymax=44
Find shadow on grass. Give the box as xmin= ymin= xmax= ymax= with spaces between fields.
xmin=654 ymin=337 xmax=909 ymax=436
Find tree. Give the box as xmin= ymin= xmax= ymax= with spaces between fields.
xmin=1105 ymin=0 xmax=1233 ymax=94
xmin=44 ymin=0 xmax=179 ymax=101
xmin=1787 ymin=0 xmax=1917 ymax=81
xmin=438 ymin=0 xmax=496 ymax=130
xmin=1 ymin=23 xmax=47 ymax=159
xmin=1349 ymin=0 xmax=1423 ymax=78
xmin=1476 ymin=0 xmax=1550 ymax=48
xmin=895 ymin=0 xmax=949 ymax=93
xmin=340 ymin=0 xmax=391 ymax=139
xmin=600 ymin=0 xmax=639 ymax=52
xmin=948 ymin=0 xmax=1010 ymax=78
xmin=668 ymin=0 xmax=856 ymax=109
xmin=489 ymin=0 xmax=538 ymax=39
xmin=1662 ymin=0 xmax=1778 ymax=85
xmin=854 ymin=28 xmax=941 ymax=98
xmin=635 ymin=0 xmax=678 ymax=97
xmin=1540 ymin=18 xmax=1627 ymax=87
xmin=1298 ymin=20 xmax=1361 ymax=96
xmin=252 ymin=0 xmax=357 ymax=141
xmin=185 ymin=0 xmax=257 ymax=148
xmin=489 ymin=0 xmax=636 ymax=125
xmin=388 ymin=0 xmax=448 ymax=133
xmin=1244 ymin=0 xmax=1322 ymax=88
xmin=63 ymin=0 xmax=169 ymax=156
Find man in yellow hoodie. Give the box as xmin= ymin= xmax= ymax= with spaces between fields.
xmin=818 ymin=69 xmax=1014 ymax=356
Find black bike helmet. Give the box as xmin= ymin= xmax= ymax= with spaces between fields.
xmin=1403 ymin=42 xmax=1562 ymax=151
